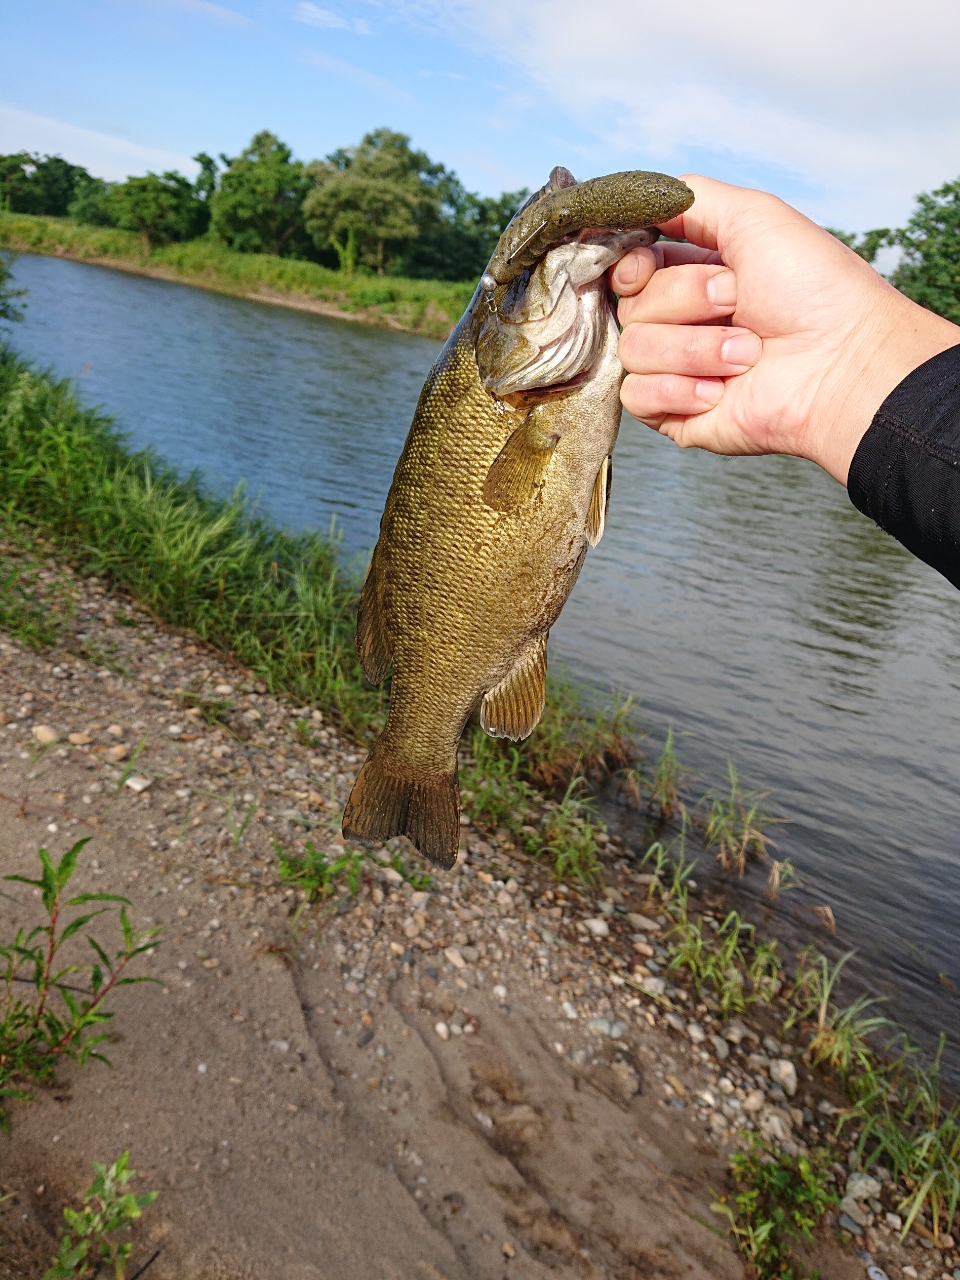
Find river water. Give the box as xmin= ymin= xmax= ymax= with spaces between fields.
xmin=8 ymin=254 xmax=960 ymax=1065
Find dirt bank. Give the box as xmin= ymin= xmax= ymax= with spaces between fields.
xmin=0 ymin=561 xmax=873 ymax=1279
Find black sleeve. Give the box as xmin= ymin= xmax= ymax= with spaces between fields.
xmin=848 ymin=343 xmax=960 ymax=589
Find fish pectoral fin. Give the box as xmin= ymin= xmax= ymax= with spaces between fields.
xmin=355 ymin=551 xmax=393 ymax=684
xmin=481 ymin=634 xmax=548 ymax=741
xmin=482 ymin=419 xmax=559 ymax=513
xmin=585 ymin=455 xmax=611 ymax=548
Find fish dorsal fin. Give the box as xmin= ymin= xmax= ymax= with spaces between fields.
xmin=483 ymin=418 xmax=559 ymax=513
xmin=480 ymin=633 xmax=548 ymax=741
xmin=355 ymin=547 xmax=393 ymax=684
xmin=586 ymin=455 xmax=611 ymax=547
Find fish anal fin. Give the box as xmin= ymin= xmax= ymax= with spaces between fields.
xmin=356 ymin=552 xmax=392 ymax=684
xmin=481 ymin=634 xmax=548 ymax=741
xmin=586 ymin=455 xmax=611 ymax=548
xmin=343 ymin=751 xmax=460 ymax=870
xmin=483 ymin=420 xmax=558 ymax=513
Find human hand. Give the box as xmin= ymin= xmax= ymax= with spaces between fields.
xmin=613 ymin=175 xmax=960 ymax=484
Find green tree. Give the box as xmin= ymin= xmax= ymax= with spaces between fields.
xmin=209 ymin=131 xmax=311 ymax=257
xmin=891 ymin=177 xmax=960 ymax=324
xmin=109 ymin=171 xmax=209 ymax=249
xmin=67 ymin=176 xmax=117 ymax=227
xmin=304 ymin=128 xmax=432 ymax=275
xmin=400 ymin=180 xmax=527 ymax=281
xmin=824 ymin=226 xmax=892 ymax=265
xmin=0 ymin=152 xmax=91 ymax=216
xmin=0 ymin=252 xmax=26 ymax=323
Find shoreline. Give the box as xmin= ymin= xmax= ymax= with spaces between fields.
xmin=0 ymin=211 xmax=467 ymax=341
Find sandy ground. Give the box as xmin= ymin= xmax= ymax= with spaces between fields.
xmin=0 ymin=559 xmax=921 ymax=1279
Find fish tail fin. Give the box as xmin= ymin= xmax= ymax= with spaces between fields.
xmin=342 ymin=748 xmax=460 ymax=870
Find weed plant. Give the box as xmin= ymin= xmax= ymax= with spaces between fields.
xmin=522 ymin=679 xmax=636 ymax=788
xmin=702 ymin=760 xmax=780 ymax=875
xmin=274 ymin=839 xmax=365 ymax=902
xmin=784 ymin=948 xmax=889 ymax=1076
xmin=648 ymin=724 xmax=685 ymax=817
xmin=0 ymin=554 xmax=72 ymax=648
xmin=1 ymin=840 xmax=160 ymax=1128
xmin=666 ymin=906 xmax=782 ymax=1018
xmin=845 ymin=1035 xmax=960 ymax=1243
xmin=44 ymin=1151 xmax=158 ymax=1280
xmin=712 ymin=1135 xmax=837 ymax=1279
xmin=531 ymin=779 xmax=605 ymax=887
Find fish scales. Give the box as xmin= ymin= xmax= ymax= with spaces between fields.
xmin=343 ymin=166 xmax=694 ymax=867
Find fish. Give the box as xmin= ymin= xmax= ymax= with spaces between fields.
xmin=342 ymin=165 xmax=695 ymax=868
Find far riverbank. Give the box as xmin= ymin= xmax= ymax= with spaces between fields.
xmin=0 ymin=211 xmax=471 ymax=340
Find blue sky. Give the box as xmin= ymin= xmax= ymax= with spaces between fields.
xmin=3 ymin=0 xmax=960 ymax=233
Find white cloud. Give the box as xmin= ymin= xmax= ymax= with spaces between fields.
xmin=0 ymin=104 xmax=196 ymax=182
xmin=300 ymin=49 xmax=413 ymax=103
xmin=294 ymin=3 xmax=370 ymax=34
xmin=388 ymin=0 xmax=960 ymax=228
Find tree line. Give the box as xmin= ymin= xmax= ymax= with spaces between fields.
xmin=0 ymin=129 xmax=528 ymax=282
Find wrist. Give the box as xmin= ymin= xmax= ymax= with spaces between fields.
xmin=807 ymin=285 xmax=960 ymax=485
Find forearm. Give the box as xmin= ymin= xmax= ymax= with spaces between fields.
xmin=848 ymin=344 xmax=960 ymax=588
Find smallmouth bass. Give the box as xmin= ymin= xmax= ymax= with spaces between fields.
xmin=343 ymin=166 xmax=694 ymax=867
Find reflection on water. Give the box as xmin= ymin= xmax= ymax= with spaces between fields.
xmin=10 ymin=253 xmax=960 ymax=1068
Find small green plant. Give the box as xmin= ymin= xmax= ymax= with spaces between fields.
xmin=648 ymin=723 xmax=685 ymax=818
xmin=845 ymin=1035 xmax=960 ymax=1244
xmin=44 ymin=1151 xmax=158 ymax=1280
xmin=113 ymin=737 xmax=148 ymax=795
xmin=0 ymin=559 xmax=67 ymax=648
xmin=225 ymin=789 xmax=256 ymax=850
xmin=383 ymin=848 xmax=434 ymax=892
xmin=530 ymin=778 xmax=604 ymax=886
xmin=766 ymin=858 xmax=802 ymax=902
xmin=666 ymin=908 xmax=782 ymax=1017
xmin=785 ymin=949 xmax=889 ymax=1076
xmin=1 ymin=840 xmax=161 ymax=1129
xmin=522 ymin=679 xmax=636 ymax=788
xmin=639 ymin=827 xmax=697 ymax=914
xmin=702 ymin=760 xmax=780 ymax=875
xmin=177 ymin=690 xmax=233 ymax=727
xmin=712 ymin=1136 xmax=837 ymax=1279
xmin=274 ymin=839 xmax=365 ymax=902
xmin=460 ymin=725 xmax=536 ymax=834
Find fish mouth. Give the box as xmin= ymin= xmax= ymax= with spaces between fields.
xmin=474 ymin=166 xmax=693 ymax=403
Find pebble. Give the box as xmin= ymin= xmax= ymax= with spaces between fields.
xmin=759 ymin=1108 xmax=791 ymax=1143
xmin=722 ymin=1021 xmax=747 ymax=1044
xmin=561 ymin=1001 xmax=578 ymax=1019
xmin=269 ymin=1040 xmax=290 ymax=1053
xmin=588 ymin=1017 xmax=612 ymax=1036
xmin=846 ymin=1172 xmax=882 ymax=1202
xmin=124 ymin=775 xmax=152 ymax=793
xmin=885 ymin=1212 xmax=903 ymax=1231
xmin=502 ymin=1242 xmax=515 ymax=1259
xmin=709 ymin=1034 xmax=730 ymax=1061
xmin=493 ymin=984 xmax=508 ymax=1001
xmin=686 ymin=1021 xmax=706 ymax=1044
xmin=32 ymin=725 xmax=58 ymax=744
xmin=838 ymin=1194 xmax=871 ymax=1227
xmin=664 ymin=1013 xmax=685 ymax=1033
xmin=68 ymin=731 xmax=92 ymax=745
xmin=583 ymin=918 xmax=609 ymax=938
xmin=167 ymin=724 xmax=184 ymax=737
xmin=838 ymin=1213 xmax=863 ymax=1236
xmin=626 ymin=913 xmax=661 ymax=932
xmin=214 ymin=684 xmax=233 ymax=695
xmin=435 ymin=1022 xmax=450 ymax=1041
xmin=444 ymin=947 xmax=466 ymax=969
xmin=496 ymin=890 xmax=513 ymax=909
xmin=106 ymin=744 xmax=129 ymax=762
xmin=107 ymin=724 xmax=124 ymax=737
xmin=640 ymin=976 xmax=665 ymax=996
xmin=743 ymin=1088 xmax=766 ymax=1113
xmin=769 ymin=1058 xmax=798 ymax=1097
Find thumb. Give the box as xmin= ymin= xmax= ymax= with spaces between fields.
xmin=654 ymin=174 xmax=763 ymax=255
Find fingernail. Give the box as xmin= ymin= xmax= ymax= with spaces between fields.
xmin=706 ymin=269 xmax=737 ymax=308
xmin=721 ymin=332 xmax=761 ymax=367
xmin=696 ymin=379 xmax=724 ymax=407
xmin=614 ymin=253 xmax=639 ymax=286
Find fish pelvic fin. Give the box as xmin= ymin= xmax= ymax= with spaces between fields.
xmin=482 ymin=418 xmax=558 ymax=513
xmin=586 ymin=455 xmax=612 ymax=548
xmin=481 ymin=633 xmax=548 ymax=740
xmin=356 ymin=549 xmax=393 ymax=684
xmin=342 ymin=750 xmax=460 ymax=870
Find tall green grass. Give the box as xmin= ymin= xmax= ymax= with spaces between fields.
xmin=0 ymin=348 xmax=380 ymax=733
xmin=0 ymin=212 xmax=474 ymax=340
